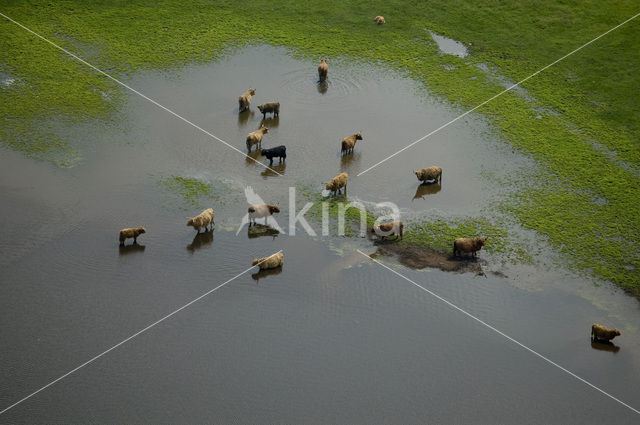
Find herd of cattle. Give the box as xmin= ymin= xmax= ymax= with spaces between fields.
xmin=119 ymin=55 xmax=482 ymax=261
xmin=117 ymin=21 xmax=621 ymax=343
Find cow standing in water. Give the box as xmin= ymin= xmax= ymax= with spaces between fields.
xmin=318 ymin=58 xmax=328 ymax=82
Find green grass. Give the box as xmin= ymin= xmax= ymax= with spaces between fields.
xmin=159 ymin=176 xmax=223 ymax=209
xmin=1 ymin=0 xmax=638 ymax=292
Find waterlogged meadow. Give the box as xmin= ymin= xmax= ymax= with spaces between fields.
xmin=1 ymin=1 xmax=640 ymax=422
xmin=1 ymin=0 xmax=638 ymax=292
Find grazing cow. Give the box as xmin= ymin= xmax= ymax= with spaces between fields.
xmin=415 ymin=166 xmax=442 ymax=184
xmin=318 ymin=58 xmax=328 ymax=82
xmin=341 ymin=132 xmax=363 ymax=155
xmin=374 ymin=16 xmax=386 ymax=24
xmin=453 ymin=237 xmax=486 ymax=257
xmin=261 ymin=145 xmax=286 ymax=165
xmin=371 ymin=221 xmax=403 ymax=241
xmin=257 ymin=102 xmax=280 ymax=119
xmin=252 ymin=252 xmax=284 ymax=270
xmin=246 ymin=125 xmax=269 ymax=152
xmin=248 ymin=203 xmax=280 ymax=225
xmin=591 ymin=323 xmax=621 ymax=342
xmin=119 ymin=227 xmax=146 ymax=246
xmin=238 ymin=88 xmax=255 ymax=112
xmin=325 ymin=172 xmax=348 ymax=196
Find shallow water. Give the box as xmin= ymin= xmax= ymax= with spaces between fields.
xmin=429 ymin=31 xmax=469 ymax=58
xmin=1 ymin=45 xmax=640 ymax=423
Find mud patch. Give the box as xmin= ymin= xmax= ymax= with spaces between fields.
xmin=373 ymin=241 xmax=486 ymax=275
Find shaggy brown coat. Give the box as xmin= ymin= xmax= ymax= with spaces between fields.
xmin=252 ymin=252 xmax=284 ymax=270
xmin=374 ymin=16 xmax=386 ymax=24
xmin=341 ymin=132 xmax=363 ymax=155
xmin=415 ymin=166 xmax=443 ymax=183
xmin=371 ymin=221 xmax=403 ymax=240
xmin=453 ymin=237 xmax=486 ymax=257
xmin=248 ymin=203 xmax=280 ymax=225
xmin=325 ymin=172 xmax=348 ymax=195
xmin=318 ymin=59 xmax=328 ymax=82
xmin=187 ymin=208 xmax=215 ymax=233
xmin=246 ymin=125 xmax=269 ymax=152
xmin=119 ymin=227 xmax=146 ymax=245
xmin=238 ymin=88 xmax=255 ymax=112
xmin=257 ymin=102 xmax=280 ymax=119
xmin=591 ymin=323 xmax=621 ymax=342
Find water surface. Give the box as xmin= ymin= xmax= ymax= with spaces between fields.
xmin=1 ymin=45 xmax=639 ymax=423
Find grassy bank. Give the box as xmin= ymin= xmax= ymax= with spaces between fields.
xmin=1 ymin=1 xmax=638 ymax=292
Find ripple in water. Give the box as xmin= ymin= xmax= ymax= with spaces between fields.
xmin=279 ymin=67 xmax=365 ymax=109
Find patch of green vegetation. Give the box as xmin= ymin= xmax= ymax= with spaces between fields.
xmin=299 ymin=186 xmax=532 ymax=263
xmin=403 ymin=217 xmax=534 ymax=265
xmin=505 ymin=186 xmax=640 ymax=294
xmin=1 ymin=1 xmax=638 ymax=292
xmin=159 ymin=175 xmax=223 ymax=209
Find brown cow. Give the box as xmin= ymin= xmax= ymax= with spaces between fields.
xmin=341 ymin=132 xmax=363 ymax=155
xmin=453 ymin=237 xmax=486 ymax=257
xmin=318 ymin=58 xmax=328 ymax=82
xmin=119 ymin=227 xmax=146 ymax=246
xmin=325 ymin=172 xmax=348 ymax=196
xmin=591 ymin=323 xmax=621 ymax=342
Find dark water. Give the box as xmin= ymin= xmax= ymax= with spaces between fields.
xmin=1 ymin=45 xmax=639 ymax=423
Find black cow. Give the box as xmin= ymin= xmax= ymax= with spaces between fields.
xmin=261 ymin=145 xmax=286 ymax=165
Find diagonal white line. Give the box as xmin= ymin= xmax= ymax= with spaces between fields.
xmin=357 ymin=11 xmax=640 ymax=176
xmin=0 ymin=251 xmax=282 ymax=416
xmin=0 ymin=12 xmax=283 ymax=176
xmin=356 ymin=249 xmax=640 ymax=415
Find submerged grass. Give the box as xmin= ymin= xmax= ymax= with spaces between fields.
xmin=1 ymin=1 xmax=638 ymax=292
xmin=159 ymin=176 xmax=223 ymax=209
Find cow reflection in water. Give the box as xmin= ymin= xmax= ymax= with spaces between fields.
xmin=413 ymin=182 xmax=442 ymax=200
xmin=251 ymin=266 xmax=282 ymax=283
xmin=261 ymin=162 xmax=286 ymax=177
xmin=340 ymin=151 xmax=361 ymax=175
xmin=248 ymin=224 xmax=280 ymax=239
xmin=260 ymin=116 xmax=279 ymax=129
xmin=317 ymin=80 xmax=328 ymax=94
xmin=245 ymin=149 xmax=262 ymax=165
xmin=187 ymin=229 xmax=214 ymax=252
xmin=237 ymin=108 xmax=254 ymax=127
xmin=590 ymin=340 xmax=621 ymax=353
xmin=119 ymin=243 xmax=146 ymax=256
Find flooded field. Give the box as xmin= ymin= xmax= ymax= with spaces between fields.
xmin=1 ymin=45 xmax=639 ymax=423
